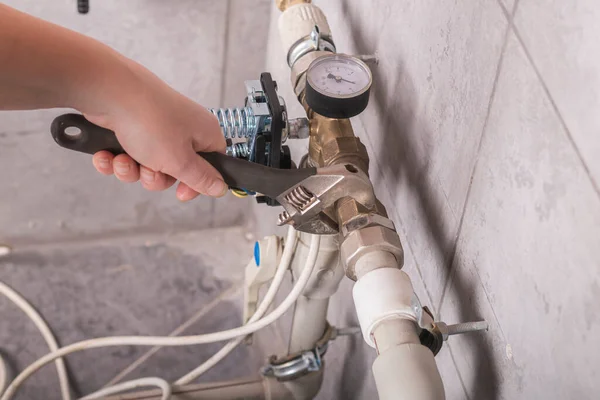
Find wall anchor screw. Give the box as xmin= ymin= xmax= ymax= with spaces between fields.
xmin=435 ymin=320 xmax=489 ymax=341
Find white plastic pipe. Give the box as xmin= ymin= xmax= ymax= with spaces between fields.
xmin=288 ymin=296 xmax=329 ymax=353
xmin=370 ymin=319 xmax=444 ymax=399
xmin=288 ymin=232 xmax=342 ymax=353
xmin=352 ymin=265 xmax=417 ymax=347
xmin=276 ymin=3 xmax=446 ymax=399
xmin=353 ymin=262 xmax=445 ymax=400
xmin=103 ymin=378 xmax=292 ymax=400
xmin=372 ymin=340 xmax=445 ymax=400
xmin=0 ymin=235 xmax=322 ymax=400
xmin=278 ymin=3 xmax=332 ymax=58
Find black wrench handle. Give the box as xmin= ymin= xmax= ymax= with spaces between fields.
xmin=50 ymin=113 xmax=315 ymax=199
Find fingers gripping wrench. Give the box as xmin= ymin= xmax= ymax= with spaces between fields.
xmin=50 ymin=113 xmax=375 ymax=234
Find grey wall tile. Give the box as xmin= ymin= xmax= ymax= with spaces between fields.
xmin=321 ymin=223 xmax=466 ymax=400
xmin=3 ymin=0 xmax=228 ymax=105
xmin=0 ymin=116 xmax=218 ymax=244
xmin=308 ymin=0 xmax=508 ymax=315
xmin=259 ymin=0 xmax=509 ymax=311
xmin=221 ymin=0 xmax=272 ymax=107
xmin=499 ymin=0 xmax=516 ymax=15
xmin=259 ymin=1 xmax=509 ymax=398
xmin=0 ymin=227 xmax=272 ymax=399
xmin=440 ymin=31 xmax=600 ymax=399
xmin=211 ymin=192 xmax=254 ymax=228
xmin=514 ymin=0 xmax=600 ymax=188
xmin=0 ymin=1 xmax=273 ymax=243
xmin=398 ymin=229 xmax=468 ymax=400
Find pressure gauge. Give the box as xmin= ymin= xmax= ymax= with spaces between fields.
xmin=305 ymin=54 xmax=373 ymax=119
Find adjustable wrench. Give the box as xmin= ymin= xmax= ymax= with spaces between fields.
xmin=50 ymin=113 xmax=375 ymax=233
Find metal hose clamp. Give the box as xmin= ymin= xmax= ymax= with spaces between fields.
xmin=261 ymin=324 xmax=334 ymax=381
xmin=287 ymin=25 xmax=336 ymax=67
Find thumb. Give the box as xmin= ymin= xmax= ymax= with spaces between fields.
xmin=165 ymin=150 xmax=228 ymax=198
xmin=192 ymin=110 xmax=227 ymax=153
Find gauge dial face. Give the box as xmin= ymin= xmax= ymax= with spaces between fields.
xmin=306 ymin=54 xmax=372 ymax=99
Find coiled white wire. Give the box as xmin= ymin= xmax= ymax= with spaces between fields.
xmin=175 ymin=227 xmax=299 ymax=385
xmin=79 ymin=377 xmax=171 ymax=400
xmin=1 ymin=232 xmax=321 ymax=400
xmin=0 ymin=280 xmax=71 ymax=400
xmin=0 ymin=354 xmax=6 ymax=396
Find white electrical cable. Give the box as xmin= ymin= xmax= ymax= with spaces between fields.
xmin=0 ymin=354 xmax=6 ymax=396
xmin=86 ymin=227 xmax=299 ymax=396
xmin=175 ymin=227 xmax=299 ymax=385
xmin=1 ymin=234 xmax=321 ymax=400
xmin=0 ymin=281 xmax=71 ymax=400
xmin=79 ymin=377 xmax=171 ymax=400
xmin=102 ymin=284 xmax=242 ymax=388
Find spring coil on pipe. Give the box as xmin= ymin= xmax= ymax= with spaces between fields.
xmin=209 ymin=107 xmax=258 ymax=139
xmin=226 ymin=142 xmax=250 ymax=159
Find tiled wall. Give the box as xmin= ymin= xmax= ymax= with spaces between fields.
xmin=0 ymin=0 xmax=271 ymax=245
xmin=263 ymin=1 xmax=600 ymax=398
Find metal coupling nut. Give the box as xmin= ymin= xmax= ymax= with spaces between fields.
xmin=341 ymin=213 xmax=396 ymax=238
xmin=340 ymin=225 xmax=404 ymax=280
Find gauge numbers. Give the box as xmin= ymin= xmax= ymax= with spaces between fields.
xmin=306 ymin=54 xmax=372 ymax=99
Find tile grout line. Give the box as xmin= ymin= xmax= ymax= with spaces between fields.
xmin=446 ymin=343 xmax=471 ymax=400
xmin=397 ymin=218 xmax=438 ymax=314
xmin=358 ymin=118 xmax=440 ymax=314
xmin=6 ymin=225 xmax=246 ymax=250
xmin=435 ymin=5 xmax=512 ymax=395
xmin=472 ymin=267 xmax=508 ymax=342
xmin=509 ymin=23 xmax=600 ymax=200
xmin=218 ymin=0 xmax=232 ymax=108
xmin=211 ymin=0 xmax=232 ymax=228
xmin=511 ymin=0 xmax=521 ymax=17
xmin=436 ymin=11 xmax=512 ymax=316
xmin=102 ymin=282 xmax=243 ymax=387
xmin=506 ymin=0 xmax=600 ymax=199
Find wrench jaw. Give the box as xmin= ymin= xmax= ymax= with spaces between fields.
xmin=276 ymin=164 xmax=376 ymax=234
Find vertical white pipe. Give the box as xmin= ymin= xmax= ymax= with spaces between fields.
xmin=353 ymin=263 xmax=445 ymax=400
xmin=372 ymin=340 xmax=445 ymax=400
xmin=288 ymin=232 xmax=343 ymax=353
xmin=288 ymin=296 xmax=329 ymax=353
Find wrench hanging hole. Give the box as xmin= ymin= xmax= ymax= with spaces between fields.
xmin=63 ymin=126 xmax=82 ymax=139
xmin=345 ymin=164 xmax=359 ymax=173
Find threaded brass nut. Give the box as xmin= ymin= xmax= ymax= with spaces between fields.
xmin=276 ymin=0 xmax=312 ymax=12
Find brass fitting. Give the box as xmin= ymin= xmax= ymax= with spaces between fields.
xmin=276 ymin=0 xmax=311 ymax=11
xmin=336 ymin=197 xmax=372 ymax=227
xmin=340 ymin=225 xmax=405 ymax=280
xmin=338 ymin=208 xmax=396 ymax=239
xmin=306 ymin=110 xmax=370 ymax=174
xmin=295 ymin=94 xmax=373 ymax=234
xmin=302 ymin=109 xmax=372 ymax=234
xmin=336 ymin=197 xmax=389 ymax=231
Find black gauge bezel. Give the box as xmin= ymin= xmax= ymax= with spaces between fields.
xmin=305 ymin=54 xmax=372 ymax=119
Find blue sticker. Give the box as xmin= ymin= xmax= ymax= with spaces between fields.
xmin=254 ymin=242 xmax=260 ymax=267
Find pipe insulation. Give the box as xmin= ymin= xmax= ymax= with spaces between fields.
xmin=278 ymin=4 xmax=332 ymax=57
xmin=372 ymin=343 xmax=445 ymax=400
xmin=352 ymin=266 xmax=417 ymax=347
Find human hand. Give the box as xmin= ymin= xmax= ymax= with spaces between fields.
xmin=85 ymin=61 xmax=227 ymax=201
xmin=0 ymin=5 xmax=225 ymax=201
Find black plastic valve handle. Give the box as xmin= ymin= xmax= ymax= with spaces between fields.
xmin=50 ymin=113 xmax=315 ymax=199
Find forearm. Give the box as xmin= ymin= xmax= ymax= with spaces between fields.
xmin=0 ymin=4 xmax=138 ymax=114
